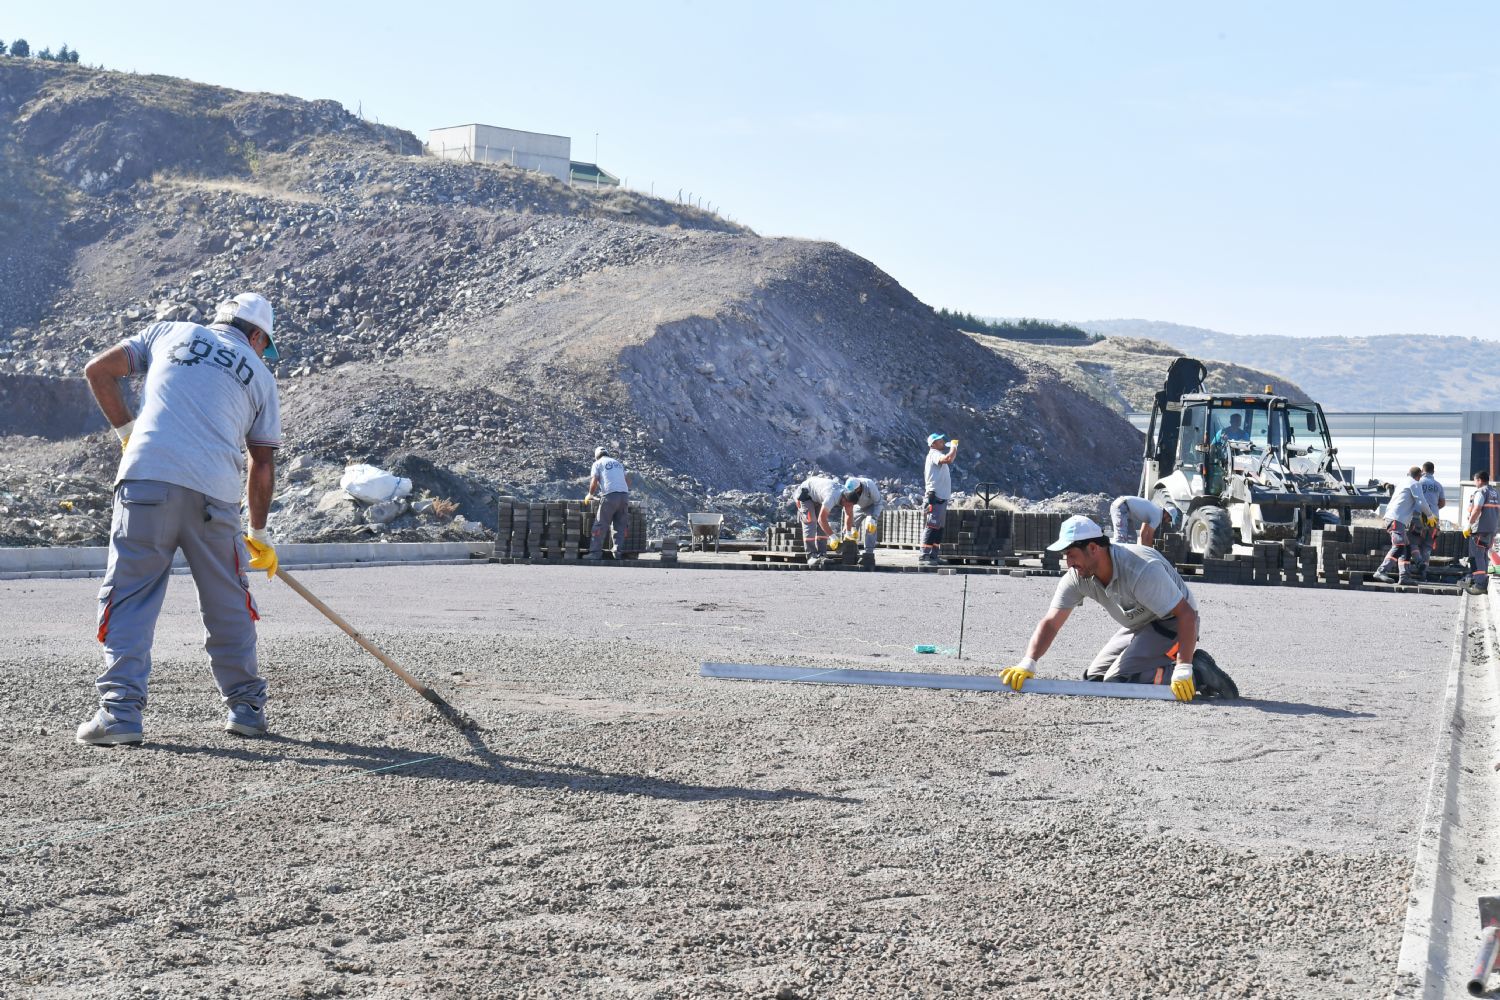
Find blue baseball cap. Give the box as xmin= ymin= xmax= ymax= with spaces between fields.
xmin=1047 ymin=515 xmax=1105 ymax=551
xmin=927 ymin=433 xmax=946 ymax=445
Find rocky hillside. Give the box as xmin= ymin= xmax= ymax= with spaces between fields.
xmin=0 ymin=59 xmax=1142 ymax=545
xmin=971 ymin=335 xmax=1311 ymax=418
xmin=1077 ymin=318 xmax=1491 ymax=412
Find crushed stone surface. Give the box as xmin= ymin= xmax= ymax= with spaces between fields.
xmin=0 ymin=565 xmax=1456 ymax=998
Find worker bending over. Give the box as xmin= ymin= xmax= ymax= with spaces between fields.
xmin=840 ymin=476 xmax=884 ymax=570
xmin=1374 ymin=466 xmax=1435 ymax=586
xmin=1108 ymin=495 xmax=1180 ymax=547
xmin=794 ymin=474 xmax=845 ymax=570
xmin=1000 ymin=515 xmax=1238 ymax=702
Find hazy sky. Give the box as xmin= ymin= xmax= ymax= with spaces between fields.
xmin=12 ymin=2 xmax=1496 ymax=338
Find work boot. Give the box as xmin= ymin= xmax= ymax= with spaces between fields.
xmin=225 ymin=702 xmax=268 ymax=737
xmin=1191 ymin=650 xmax=1239 ymax=699
xmin=75 ymin=707 xmax=143 ymax=746
xmin=859 ymin=552 xmax=875 ymax=571
xmin=1397 ymin=574 xmax=1415 ymax=587
xmin=584 ymin=551 xmax=603 ymax=562
xmin=1372 ymin=571 xmax=1396 ymax=584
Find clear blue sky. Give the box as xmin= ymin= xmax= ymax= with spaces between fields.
xmin=11 ymin=2 xmax=1497 ymax=338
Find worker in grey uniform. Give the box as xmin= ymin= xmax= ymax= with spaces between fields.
xmin=77 ymin=292 xmax=283 ymax=745
xmin=794 ymin=474 xmax=844 ymax=569
xmin=840 ymin=476 xmax=884 ymax=570
xmin=920 ymin=433 xmax=958 ymax=566
xmin=1411 ymin=461 xmax=1446 ymax=580
xmin=1108 ymin=495 xmax=1181 ymax=547
xmin=999 ymin=515 xmax=1237 ymax=702
xmin=585 ymin=446 xmax=631 ymax=561
xmin=1374 ymin=466 xmax=1436 ymax=586
xmin=1462 ymin=469 xmax=1500 ymax=595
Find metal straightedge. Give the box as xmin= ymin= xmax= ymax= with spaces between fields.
xmin=700 ymin=662 xmax=1178 ymax=701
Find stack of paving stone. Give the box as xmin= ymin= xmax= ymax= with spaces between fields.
xmin=1152 ymin=530 xmax=1190 ymax=566
xmin=1010 ymin=511 xmax=1065 ymax=554
xmin=660 ymin=536 xmax=679 ymax=564
xmin=765 ymin=520 xmax=804 ymax=553
xmin=877 ymin=509 xmax=923 ymax=548
xmin=937 ymin=508 xmax=1012 ymax=562
xmin=492 ymin=499 xmax=644 ymax=561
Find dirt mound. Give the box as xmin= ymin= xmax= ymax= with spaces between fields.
xmin=0 ymin=59 xmax=1141 ymax=545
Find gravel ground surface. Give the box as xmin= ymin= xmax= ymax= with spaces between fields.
xmin=0 ymin=564 xmax=1458 ymax=998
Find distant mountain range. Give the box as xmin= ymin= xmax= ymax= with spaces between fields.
xmin=1075 ymin=319 xmax=1496 ymax=413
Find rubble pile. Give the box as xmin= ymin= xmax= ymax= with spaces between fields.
xmin=1 ymin=59 xmax=1143 ymax=548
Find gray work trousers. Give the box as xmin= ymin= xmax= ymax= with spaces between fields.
xmin=799 ymin=499 xmax=830 ymax=556
xmin=94 ymin=480 xmax=266 ymax=726
xmin=1410 ymin=522 xmax=1435 ymax=570
xmin=1085 ymin=616 xmax=1192 ymax=683
xmin=590 ymin=491 xmax=629 ymax=557
xmin=853 ymin=507 xmax=882 ymax=554
xmin=1469 ymin=531 xmax=1494 ymax=590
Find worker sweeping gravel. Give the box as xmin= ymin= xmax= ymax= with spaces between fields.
xmin=1108 ymin=494 xmax=1181 ymax=547
xmin=793 ymin=474 xmax=845 ymax=570
xmin=839 ymin=476 xmax=884 ymax=570
xmin=77 ymin=293 xmax=283 ymax=745
xmin=999 ymin=515 xmax=1238 ymax=701
xmin=584 ymin=446 xmax=631 ymax=561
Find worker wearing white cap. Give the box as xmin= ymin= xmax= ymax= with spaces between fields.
xmin=76 ymin=292 xmax=283 ymax=745
xmin=998 ymin=515 xmax=1237 ymax=701
xmin=920 ymin=433 xmax=958 ymax=566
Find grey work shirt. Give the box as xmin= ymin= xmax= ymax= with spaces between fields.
xmin=1050 ymin=543 xmax=1197 ymax=632
xmin=591 ymin=456 xmax=628 ymax=495
xmin=1112 ymin=496 xmax=1165 ymax=530
xmin=924 ymin=449 xmax=952 ymax=501
xmin=847 ymin=476 xmax=883 ymax=513
xmin=798 ymin=476 xmax=843 ymax=509
xmin=1471 ymin=484 xmax=1500 ymax=534
xmin=1385 ymin=479 xmax=1434 ymax=528
xmin=116 ymin=321 xmax=282 ymax=505
xmin=1418 ymin=474 xmax=1445 ymax=514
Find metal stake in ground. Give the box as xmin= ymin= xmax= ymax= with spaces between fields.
xmin=957 ymin=575 xmax=968 ymax=660
xmin=275 ymin=568 xmax=475 ymax=731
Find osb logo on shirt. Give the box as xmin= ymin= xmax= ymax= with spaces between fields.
xmin=169 ymin=335 xmax=257 ymax=386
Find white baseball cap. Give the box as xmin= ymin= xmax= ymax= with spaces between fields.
xmin=1047 ymin=514 xmax=1105 ymax=551
xmin=215 ymin=293 xmax=279 ymax=361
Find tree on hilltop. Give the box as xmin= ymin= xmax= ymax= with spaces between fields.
xmin=37 ymin=46 xmax=53 ymax=60
xmin=9 ymin=38 xmax=28 ymax=57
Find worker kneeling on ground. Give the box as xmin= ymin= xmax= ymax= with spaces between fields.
xmin=793 ymin=474 xmax=845 ymax=570
xmin=840 ymin=476 xmax=883 ymax=570
xmin=1108 ymin=494 xmax=1181 ymax=547
xmin=999 ymin=515 xmax=1238 ymax=702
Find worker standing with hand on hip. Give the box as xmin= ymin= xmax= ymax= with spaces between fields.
xmin=585 ymin=446 xmax=631 ymax=561
xmin=77 ymin=292 xmax=283 ymax=745
xmin=920 ymin=433 xmax=957 ymax=566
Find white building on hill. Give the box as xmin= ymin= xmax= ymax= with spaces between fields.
xmin=427 ymin=123 xmax=572 ymax=183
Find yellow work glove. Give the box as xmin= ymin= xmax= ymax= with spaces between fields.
xmin=1465 ymin=527 xmax=1472 ymax=539
xmin=114 ymin=420 xmax=133 ymax=451
xmin=582 ymin=495 xmax=593 ymax=506
xmin=1428 ymin=515 xmax=1439 ymax=529
xmin=949 ymin=438 xmax=960 ymax=448
xmin=1170 ymin=661 xmax=1196 ymax=702
xmin=999 ymin=662 xmax=1035 ymax=692
xmin=244 ymin=529 xmax=278 ymax=580
xmin=865 ymin=520 xmax=877 ymax=534
xmin=827 ymin=535 xmax=841 ymax=552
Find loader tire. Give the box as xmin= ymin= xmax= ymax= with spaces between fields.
xmin=1187 ymin=507 xmax=1234 ymax=560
